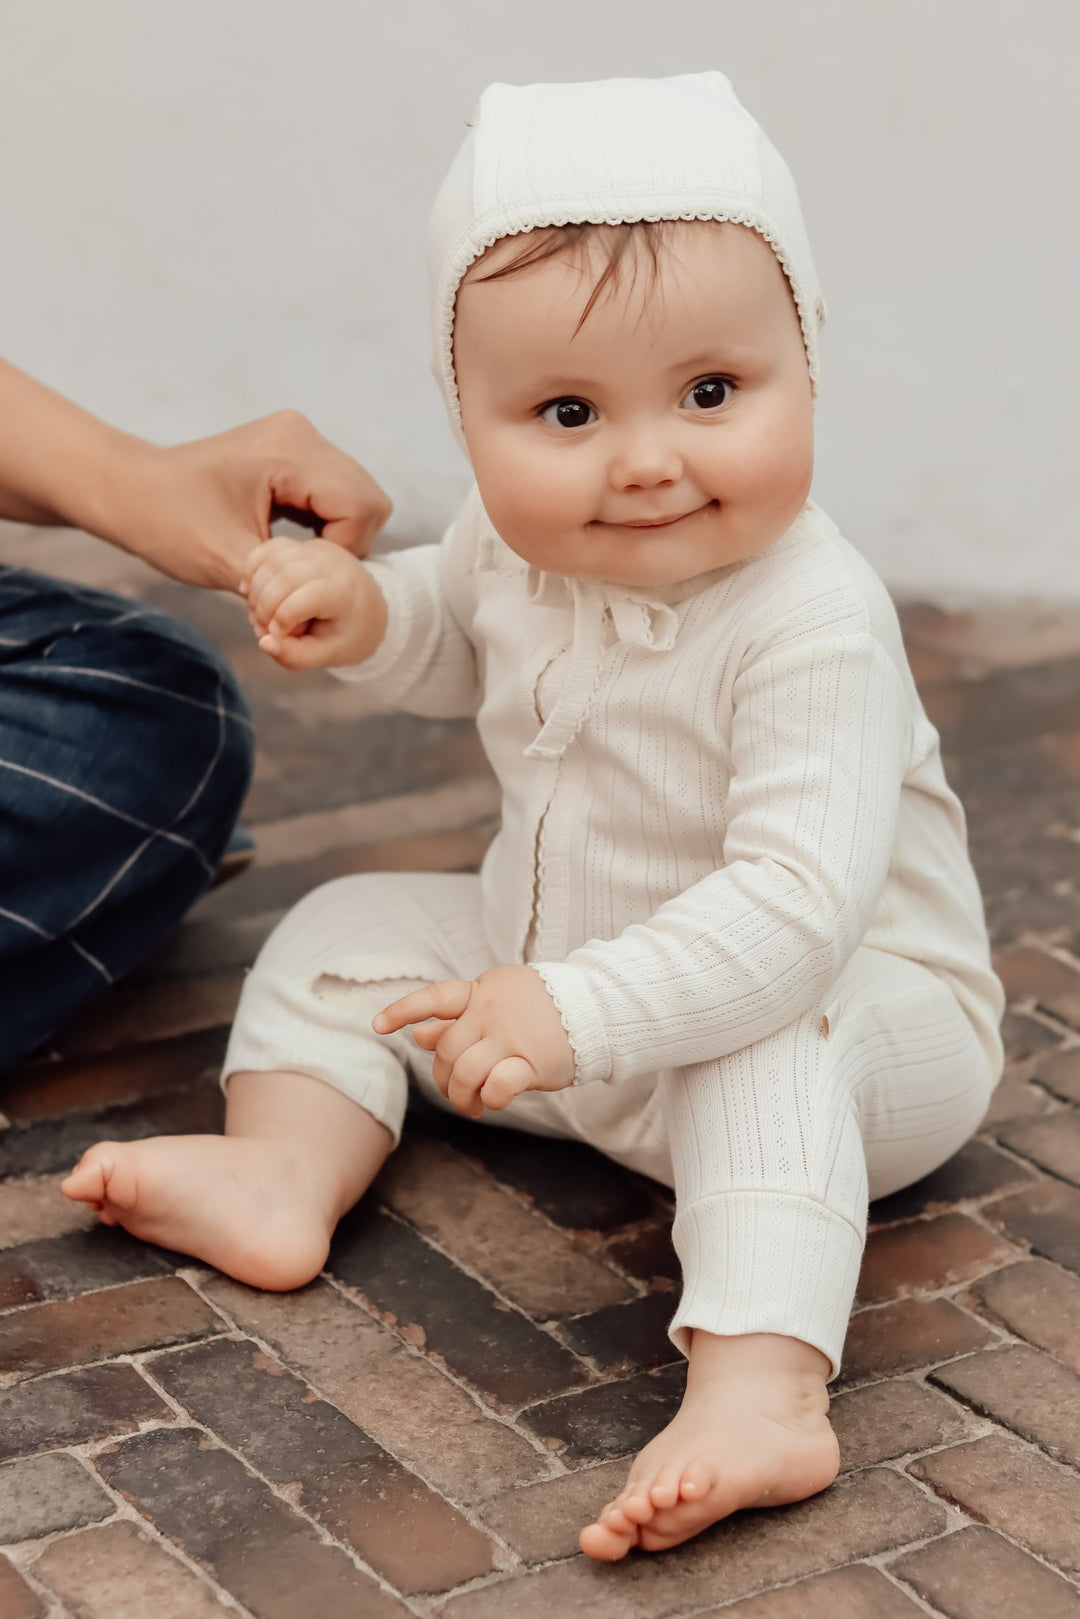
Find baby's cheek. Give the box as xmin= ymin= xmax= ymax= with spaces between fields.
xmin=484 ymin=458 xmax=579 ymax=541
xmin=725 ymin=423 xmax=812 ymax=512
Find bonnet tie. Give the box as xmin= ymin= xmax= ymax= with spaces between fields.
xmin=523 ymin=574 xmax=678 ymax=761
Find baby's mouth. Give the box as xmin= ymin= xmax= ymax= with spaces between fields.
xmin=598 ymin=501 xmax=716 ymax=530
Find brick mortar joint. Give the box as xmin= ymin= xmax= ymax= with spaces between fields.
xmin=176 ymin=1266 xmax=532 ymax=1580
xmin=0 ymin=1330 xmax=236 ymax=1394
xmin=331 ymin=1202 xmax=698 ymax=1431
xmin=688 ymin=1560 xmax=955 ymax=1619
xmin=425 ymin=1481 xmax=972 ymax=1619
xmin=896 ymin=1436 xmax=1080 ymax=1572
xmin=979 ymin=1117 xmax=1074 ymax=1168
xmin=1006 ymin=994 xmax=1080 ymax=1042
xmin=315 ymin=1263 xmax=577 ymax=1471
xmin=396 ymin=1161 xmax=665 ymax=1298
xmin=122 ymin=1355 xmax=433 ymax=1615
xmin=836 ymin=1288 xmax=1077 ymax=1397
xmin=865 ymin=1179 xmax=1054 ymax=1237
xmin=0 ymin=1266 xmax=234 ymax=1330
xmin=883 ymin=1506 xmax=1080 ymax=1597
xmin=0 ymin=1553 xmax=80 ymax=1619
xmin=370 ymin=1198 xmax=622 ymax=1373
xmin=3 ymin=1453 xmax=258 ymax=1619
xmin=1003 ymin=939 xmax=1080 ymax=974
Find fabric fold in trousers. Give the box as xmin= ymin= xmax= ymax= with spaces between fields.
xmin=223 ymin=869 xmax=995 ymax=1378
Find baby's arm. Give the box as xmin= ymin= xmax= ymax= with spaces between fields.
xmin=377 ymin=631 xmax=914 ymax=1112
xmin=244 ymin=487 xmax=486 ymax=718
xmin=374 ymin=965 xmax=575 ymax=1117
xmin=533 ymin=632 xmax=914 ymax=1087
xmin=242 ymin=536 xmax=388 ymax=669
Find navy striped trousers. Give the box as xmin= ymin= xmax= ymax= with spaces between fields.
xmin=0 ymin=566 xmax=253 ymax=1070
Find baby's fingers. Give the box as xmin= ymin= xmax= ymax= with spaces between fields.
xmin=258 ymin=631 xmax=335 ymax=670
xmin=266 ymin=580 xmax=334 ymax=637
xmin=480 ymin=1056 xmax=537 ymax=1111
xmin=248 ymin=566 xmax=314 ymax=633
xmin=408 ymin=1017 xmax=455 ymax=1052
xmin=244 ymin=537 xmax=306 ymax=601
xmin=373 ymin=979 xmax=474 ymax=1033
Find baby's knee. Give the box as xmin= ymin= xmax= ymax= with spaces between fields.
xmin=251 ymin=870 xmax=448 ymax=985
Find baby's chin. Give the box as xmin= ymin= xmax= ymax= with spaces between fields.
xmin=492 ymin=502 xmax=788 ymax=588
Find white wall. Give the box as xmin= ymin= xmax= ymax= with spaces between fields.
xmin=1 ymin=0 xmax=1075 ymax=598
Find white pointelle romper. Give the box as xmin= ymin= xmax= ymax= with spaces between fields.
xmin=224 ymin=489 xmax=1003 ymax=1376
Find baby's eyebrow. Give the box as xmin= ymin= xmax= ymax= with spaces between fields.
xmin=665 ymin=350 xmax=750 ymax=374
xmin=521 ymin=375 xmax=601 ymax=395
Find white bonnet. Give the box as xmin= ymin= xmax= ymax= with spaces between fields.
xmin=428 ymin=71 xmax=825 ymax=450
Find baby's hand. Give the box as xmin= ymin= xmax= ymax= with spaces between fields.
xmin=241 ymin=536 xmax=385 ymax=669
xmin=373 ymin=965 xmax=575 ymax=1118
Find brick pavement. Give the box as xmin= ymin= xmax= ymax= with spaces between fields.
xmin=3 ymin=532 xmax=1080 ymax=1617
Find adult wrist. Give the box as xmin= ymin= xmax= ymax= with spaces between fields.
xmin=70 ymin=430 xmax=162 ymax=553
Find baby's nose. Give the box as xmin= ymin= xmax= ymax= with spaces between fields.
xmin=607 ymin=433 xmax=683 ymax=490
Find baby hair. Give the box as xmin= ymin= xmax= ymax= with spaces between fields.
xmin=466 ymin=220 xmax=723 ymax=336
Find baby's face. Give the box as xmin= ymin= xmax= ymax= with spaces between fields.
xmin=453 ymin=221 xmax=814 ymax=588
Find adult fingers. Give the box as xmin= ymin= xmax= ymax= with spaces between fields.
xmin=262 ymin=411 xmax=393 ymax=559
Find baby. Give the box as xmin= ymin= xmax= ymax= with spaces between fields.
xmin=63 ymin=73 xmax=1004 ymax=1559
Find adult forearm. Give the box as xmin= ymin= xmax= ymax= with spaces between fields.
xmin=1 ymin=360 xmax=394 ymax=592
xmin=0 ymin=358 xmax=151 ymax=536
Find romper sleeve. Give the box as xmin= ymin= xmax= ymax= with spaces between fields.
xmin=329 ymin=486 xmax=483 ymax=718
xmin=532 ymin=632 xmax=914 ymax=1085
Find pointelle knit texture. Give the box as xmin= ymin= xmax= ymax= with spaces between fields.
xmin=330 ymin=486 xmax=1003 ymax=1088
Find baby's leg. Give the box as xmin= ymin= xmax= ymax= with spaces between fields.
xmin=582 ymin=948 xmax=994 ymax=1559
xmin=64 ymin=871 xmax=489 ymax=1287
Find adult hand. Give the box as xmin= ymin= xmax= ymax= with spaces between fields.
xmin=373 ymin=965 xmax=577 ymax=1118
xmin=0 ymin=359 xmax=393 ymax=596
xmin=119 ymin=410 xmax=392 ymax=593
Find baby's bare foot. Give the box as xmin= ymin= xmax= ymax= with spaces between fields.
xmin=61 ymin=1135 xmax=335 ymax=1290
xmin=579 ymin=1333 xmax=839 ymax=1560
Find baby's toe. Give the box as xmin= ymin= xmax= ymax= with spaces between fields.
xmin=578 ymin=1514 xmax=637 ymax=1562
xmin=61 ymin=1148 xmax=112 ymax=1207
xmin=599 ymin=1501 xmax=635 ymax=1534
xmin=680 ymin=1456 xmax=717 ymax=1500
xmin=616 ymin=1484 xmax=656 ymax=1526
xmin=68 ymin=1142 xmax=142 ymax=1215
xmin=648 ymin=1464 xmax=684 ymax=1510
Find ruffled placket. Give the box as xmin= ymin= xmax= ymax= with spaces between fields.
xmin=522 ymin=570 xmax=679 ymax=761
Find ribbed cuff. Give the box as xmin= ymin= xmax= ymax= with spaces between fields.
xmin=531 ymin=961 xmax=613 ymax=1086
xmin=668 ymin=1190 xmax=865 ymax=1381
xmin=222 ymin=969 xmax=410 ymax=1145
xmin=328 ymin=558 xmax=410 ymax=689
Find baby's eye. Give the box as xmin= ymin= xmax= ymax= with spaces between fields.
xmin=539 ymin=398 xmax=597 ymax=429
xmin=681 ymin=376 xmax=735 ymax=413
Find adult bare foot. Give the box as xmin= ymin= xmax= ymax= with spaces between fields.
xmin=579 ymin=1332 xmax=839 ymax=1560
xmin=61 ymin=1069 xmax=394 ymax=1290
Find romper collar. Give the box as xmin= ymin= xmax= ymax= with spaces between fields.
xmin=522 ymin=569 xmax=681 ymax=760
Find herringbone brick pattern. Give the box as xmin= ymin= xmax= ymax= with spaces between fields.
xmin=3 ymin=531 xmax=1080 ymax=1617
